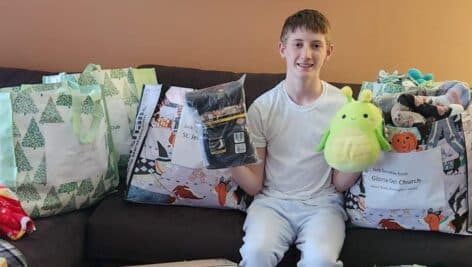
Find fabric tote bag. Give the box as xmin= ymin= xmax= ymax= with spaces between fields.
xmin=43 ymin=64 xmax=158 ymax=166
xmin=125 ymin=84 xmax=250 ymax=210
xmin=346 ymin=102 xmax=472 ymax=235
xmin=0 ymin=81 xmax=118 ymax=218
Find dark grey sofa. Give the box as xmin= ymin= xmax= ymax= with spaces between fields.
xmin=2 ymin=65 xmax=472 ymax=267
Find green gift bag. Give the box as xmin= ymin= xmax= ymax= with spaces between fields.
xmin=1 ymin=81 xmax=118 ymax=218
xmin=43 ymin=64 xmax=157 ymax=166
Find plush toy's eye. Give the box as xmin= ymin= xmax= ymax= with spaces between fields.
xmin=342 ymin=114 xmax=346 ymax=119
xmin=363 ymin=114 xmax=368 ymax=118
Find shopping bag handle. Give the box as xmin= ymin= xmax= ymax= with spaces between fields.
xmin=83 ymin=63 xmax=102 ymax=74
xmin=69 ymin=81 xmax=103 ymax=144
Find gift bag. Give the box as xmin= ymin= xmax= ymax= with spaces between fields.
xmin=346 ymin=103 xmax=472 ymax=235
xmin=43 ymin=64 xmax=158 ymax=166
xmin=125 ymin=84 xmax=250 ymax=210
xmin=0 ymin=81 xmax=118 ymax=218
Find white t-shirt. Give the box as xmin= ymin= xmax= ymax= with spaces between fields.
xmin=247 ymin=80 xmax=346 ymax=206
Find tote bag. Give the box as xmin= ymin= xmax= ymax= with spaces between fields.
xmin=346 ymin=100 xmax=472 ymax=235
xmin=0 ymin=81 xmax=118 ymax=218
xmin=43 ymin=64 xmax=157 ymax=166
xmin=125 ymin=85 xmax=250 ymax=210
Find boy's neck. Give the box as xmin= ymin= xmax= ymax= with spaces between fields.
xmin=284 ymin=76 xmax=323 ymax=106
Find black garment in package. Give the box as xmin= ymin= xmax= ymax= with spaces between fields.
xmin=185 ymin=75 xmax=257 ymax=169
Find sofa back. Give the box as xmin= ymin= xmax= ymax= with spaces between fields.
xmin=139 ymin=64 xmax=361 ymax=106
xmin=0 ymin=65 xmax=361 ymax=104
xmin=0 ymin=67 xmax=52 ymax=87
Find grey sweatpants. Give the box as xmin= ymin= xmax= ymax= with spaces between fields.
xmin=239 ymin=196 xmax=346 ymax=267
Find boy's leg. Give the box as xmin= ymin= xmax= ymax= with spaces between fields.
xmin=240 ymin=197 xmax=295 ymax=267
xmin=295 ymin=206 xmax=345 ymax=267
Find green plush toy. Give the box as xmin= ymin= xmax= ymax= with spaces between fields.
xmin=316 ymin=87 xmax=391 ymax=173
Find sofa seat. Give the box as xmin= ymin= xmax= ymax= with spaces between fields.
xmin=13 ymin=208 xmax=93 ymax=267
xmin=341 ymin=225 xmax=472 ymax=267
xmin=87 ymin=193 xmax=247 ymax=266
xmin=88 ymin=192 xmax=472 ymax=267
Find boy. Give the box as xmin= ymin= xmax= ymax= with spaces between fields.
xmin=231 ymin=9 xmax=360 ymax=267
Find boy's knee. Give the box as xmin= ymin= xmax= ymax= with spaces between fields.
xmin=241 ymin=241 xmax=277 ymax=258
xmin=299 ymin=249 xmax=341 ymax=267
xmin=240 ymin=241 xmax=284 ymax=267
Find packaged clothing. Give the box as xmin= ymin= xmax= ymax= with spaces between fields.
xmin=185 ymin=75 xmax=257 ymax=169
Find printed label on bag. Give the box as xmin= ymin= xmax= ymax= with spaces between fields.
xmin=234 ymin=132 xmax=244 ymax=143
xmin=235 ymin=143 xmax=246 ymax=154
xmin=363 ymin=147 xmax=446 ymax=209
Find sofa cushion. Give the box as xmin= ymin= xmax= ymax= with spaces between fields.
xmin=138 ymin=64 xmax=285 ymax=106
xmin=0 ymin=67 xmax=52 ymax=88
xmin=341 ymin=227 xmax=472 ymax=267
xmin=13 ymin=208 xmax=92 ymax=267
xmin=87 ymin=192 xmax=246 ymax=265
xmin=138 ymin=64 xmax=361 ymax=105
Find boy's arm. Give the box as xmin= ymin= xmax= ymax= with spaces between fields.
xmin=230 ymin=148 xmax=266 ymax=196
xmin=332 ymin=169 xmax=361 ymax=192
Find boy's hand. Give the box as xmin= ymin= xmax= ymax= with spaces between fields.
xmin=332 ymin=169 xmax=361 ymax=192
xmin=229 ymin=148 xmax=266 ymax=196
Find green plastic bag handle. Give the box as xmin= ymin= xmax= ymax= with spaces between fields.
xmin=0 ymin=92 xmax=17 ymax=187
xmin=132 ymin=68 xmax=158 ymax=99
xmin=83 ymin=63 xmax=102 ymax=73
xmin=69 ymin=81 xmax=103 ymax=144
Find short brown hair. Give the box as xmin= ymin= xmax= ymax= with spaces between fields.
xmin=280 ymin=9 xmax=331 ymax=44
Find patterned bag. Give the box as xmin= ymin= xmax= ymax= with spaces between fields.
xmin=0 ymin=81 xmax=118 ymax=218
xmin=346 ymin=102 xmax=472 ymax=235
xmin=43 ymin=64 xmax=157 ymax=166
xmin=125 ymin=85 xmax=250 ymax=210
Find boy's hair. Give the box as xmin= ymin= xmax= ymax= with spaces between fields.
xmin=280 ymin=9 xmax=331 ymax=44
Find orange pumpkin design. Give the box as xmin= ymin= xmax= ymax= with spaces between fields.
xmin=391 ymin=132 xmax=417 ymax=153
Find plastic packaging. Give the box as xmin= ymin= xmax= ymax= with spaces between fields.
xmin=185 ymin=75 xmax=257 ymax=169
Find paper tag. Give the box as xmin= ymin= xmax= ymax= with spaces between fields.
xmin=363 ymin=148 xmax=446 ymax=209
xmin=171 ymin=104 xmax=204 ymax=168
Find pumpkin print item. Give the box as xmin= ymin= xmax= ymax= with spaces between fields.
xmin=391 ymin=131 xmax=417 ymax=153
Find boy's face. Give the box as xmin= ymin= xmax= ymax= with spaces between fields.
xmin=279 ymin=28 xmax=333 ymax=80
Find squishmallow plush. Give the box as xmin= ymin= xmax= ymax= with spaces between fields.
xmin=316 ymin=87 xmax=391 ymax=172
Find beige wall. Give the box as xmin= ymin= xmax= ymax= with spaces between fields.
xmin=0 ymin=1 xmax=471 ymax=84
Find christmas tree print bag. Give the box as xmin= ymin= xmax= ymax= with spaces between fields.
xmin=125 ymin=84 xmax=250 ymax=210
xmin=43 ymin=64 xmax=158 ymax=166
xmin=346 ymin=100 xmax=472 ymax=235
xmin=0 ymin=80 xmax=118 ymax=218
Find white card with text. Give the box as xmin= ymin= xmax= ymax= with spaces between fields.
xmin=363 ymin=148 xmax=446 ymax=209
xmin=171 ymin=104 xmax=204 ymax=169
